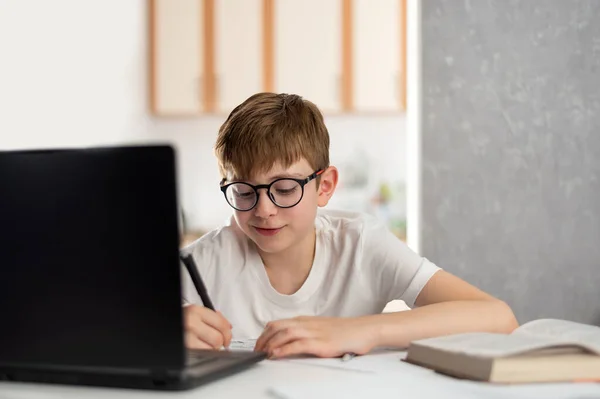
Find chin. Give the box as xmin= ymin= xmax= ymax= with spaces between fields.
xmin=252 ymin=238 xmax=288 ymax=254
xmin=255 ymin=244 xmax=286 ymax=254
xmin=249 ymin=234 xmax=290 ymax=254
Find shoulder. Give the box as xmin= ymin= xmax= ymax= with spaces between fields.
xmin=316 ymin=208 xmax=387 ymax=239
xmin=182 ymin=216 xmax=248 ymax=268
xmin=316 ymin=208 xmax=416 ymax=266
xmin=315 ymin=209 xmax=392 ymax=260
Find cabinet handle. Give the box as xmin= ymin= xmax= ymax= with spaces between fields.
xmin=214 ymin=74 xmax=220 ymax=110
xmin=197 ymin=75 xmax=203 ymax=110
xmin=394 ymin=72 xmax=399 ymax=101
xmin=336 ymin=73 xmax=342 ymax=108
xmin=395 ymin=71 xmax=402 ymax=108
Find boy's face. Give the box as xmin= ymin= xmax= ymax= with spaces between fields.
xmin=229 ymin=158 xmax=337 ymax=255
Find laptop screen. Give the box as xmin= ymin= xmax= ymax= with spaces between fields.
xmin=0 ymin=145 xmax=185 ymax=370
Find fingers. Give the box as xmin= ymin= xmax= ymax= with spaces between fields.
xmin=185 ymin=313 xmax=226 ymax=349
xmin=184 ymin=331 xmax=213 ymax=350
xmin=184 ymin=305 xmax=233 ymax=349
xmin=255 ymin=316 xmax=355 ymax=359
xmin=217 ymin=311 xmax=233 ymax=347
xmin=271 ymin=339 xmax=330 ymax=359
xmin=263 ymin=327 xmax=311 ymax=356
xmin=199 ymin=307 xmax=232 ymax=335
xmin=255 ymin=320 xmax=295 ymax=352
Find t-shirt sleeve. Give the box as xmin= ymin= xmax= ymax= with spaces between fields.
xmin=179 ymin=235 xmax=219 ymax=307
xmin=179 ymin=224 xmax=242 ymax=308
xmin=360 ymin=218 xmax=441 ymax=308
xmin=179 ymin=252 xmax=203 ymax=306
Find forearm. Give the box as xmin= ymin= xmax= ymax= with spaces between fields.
xmin=362 ymin=299 xmax=519 ymax=349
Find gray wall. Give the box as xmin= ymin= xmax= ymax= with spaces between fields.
xmin=421 ymin=0 xmax=600 ymax=325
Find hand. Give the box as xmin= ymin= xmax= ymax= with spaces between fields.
xmin=254 ymin=316 xmax=379 ymax=359
xmin=183 ymin=305 xmax=232 ymax=350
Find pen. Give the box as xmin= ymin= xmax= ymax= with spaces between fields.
xmin=179 ymin=252 xmax=215 ymax=310
xmin=341 ymin=353 xmax=356 ymax=362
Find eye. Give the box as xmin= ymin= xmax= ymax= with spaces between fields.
xmin=275 ymin=187 xmax=298 ymax=195
xmin=272 ymin=180 xmax=300 ymax=196
xmin=232 ymin=185 xmax=255 ymax=198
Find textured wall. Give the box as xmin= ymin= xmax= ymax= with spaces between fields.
xmin=421 ymin=0 xmax=600 ymax=325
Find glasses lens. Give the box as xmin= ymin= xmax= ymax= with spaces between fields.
xmin=225 ymin=183 xmax=257 ymax=210
xmin=270 ymin=179 xmax=302 ymax=207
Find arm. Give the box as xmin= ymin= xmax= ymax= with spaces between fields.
xmin=181 ymin=242 xmax=233 ymax=350
xmin=255 ymin=271 xmax=518 ymax=358
xmin=184 ymin=305 xmax=233 ymax=349
xmin=361 ymin=270 xmax=519 ymax=349
xmin=254 ymin=217 xmax=517 ymax=358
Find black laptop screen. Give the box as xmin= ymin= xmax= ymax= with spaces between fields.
xmin=0 ymin=145 xmax=185 ymax=370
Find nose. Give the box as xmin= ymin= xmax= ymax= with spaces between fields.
xmin=253 ymin=189 xmax=277 ymax=219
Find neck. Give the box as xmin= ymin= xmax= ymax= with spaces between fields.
xmin=257 ymin=228 xmax=316 ymax=295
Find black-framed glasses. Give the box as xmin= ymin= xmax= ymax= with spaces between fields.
xmin=220 ymin=169 xmax=324 ymax=211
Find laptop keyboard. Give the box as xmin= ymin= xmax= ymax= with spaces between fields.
xmin=186 ymin=349 xmax=259 ymax=367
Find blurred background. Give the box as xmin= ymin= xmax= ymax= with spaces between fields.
xmin=0 ymin=0 xmax=409 ymax=244
xmin=1 ymin=0 xmax=600 ymax=324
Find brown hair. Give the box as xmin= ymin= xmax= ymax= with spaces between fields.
xmin=215 ymin=93 xmax=330 ymax=181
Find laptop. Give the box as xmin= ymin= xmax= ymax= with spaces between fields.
xmin=0 ymin=145 xmax=265 ymax=390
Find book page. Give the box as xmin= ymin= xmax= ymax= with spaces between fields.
xmin=514 ymin=319 xmax=600 ymax=354
xmin=411 ymin=332 xmax=587 ymax=358
xmin=228 ymin=338 xmax=257 ymax=351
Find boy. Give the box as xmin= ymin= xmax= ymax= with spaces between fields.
xmin=182 ymin=93 xmax=518 ymax=359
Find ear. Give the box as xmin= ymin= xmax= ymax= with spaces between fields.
xmin=317 ymin=166 xmax=338 ymax=207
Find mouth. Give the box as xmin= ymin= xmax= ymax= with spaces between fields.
xmin=253 ymin=226 xmax=283 ymax=236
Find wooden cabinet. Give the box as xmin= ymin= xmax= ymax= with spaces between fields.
xmin=215 ymin=0 xmax=263 ymax=113
xmin=151 ymin=0 xmax=203 ymax=115
xmin=274 ymin=0 xmax=342 ymax=113
xmin=352 ymin=0 xmax=404 ymax=112
xmin=151 ymin=0 xmax=263 ymax=115
xmin=150 ymin=0 xmax=406 ymax=116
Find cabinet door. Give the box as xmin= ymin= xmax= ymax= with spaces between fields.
xmin=152 ymin=0 xmax=203 ymax=115
xmin=353 ymin=0 xmax=402 ymax=112
xmin=274 ymin=0 xmax=342 ymax=112
xmin=214 ymin=0 xmax=263 ymax=114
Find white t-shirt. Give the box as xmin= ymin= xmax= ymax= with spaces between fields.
xmin=182 ymin=209 xmax=441 ymax=339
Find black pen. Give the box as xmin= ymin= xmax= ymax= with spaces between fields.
xmin=179 ymin=253 xmax=215 ymax=310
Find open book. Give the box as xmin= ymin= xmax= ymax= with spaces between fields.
xmin=405 ymin=319 xmax=600 ymax=383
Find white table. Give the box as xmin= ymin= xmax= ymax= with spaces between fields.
xmin=0 ymin=360 xmax=346 ymax=399
xmin=1 ymin=351 xmax=599 ymax=399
